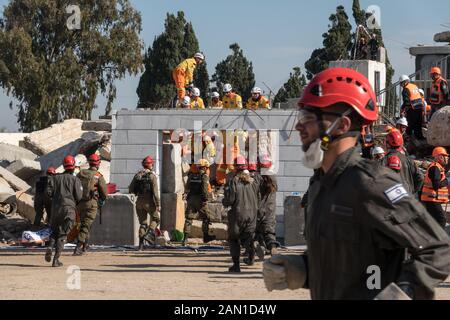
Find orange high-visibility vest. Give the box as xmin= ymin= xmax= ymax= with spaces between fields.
xmin=215 ymin=164 xmax=228 ymax=185
xmin=421 ymin=162 xmax=449 ymax=203
xmin=405 ymin=83 xmax=423 ymax=110
xmin=430 ymin=76 xmax=448 ymax=105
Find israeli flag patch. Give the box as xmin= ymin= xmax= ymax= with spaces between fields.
xmin=384 ymin=184 xmax=409 ymax=203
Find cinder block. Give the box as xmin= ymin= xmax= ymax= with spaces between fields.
xmin=279 ymin=131 xmax=302 ymax=146
xmin=277 ymin=176 xmax=310 ymax=193
xmin=6 ymin=159 xmax=42 ymax=180
xmin=160 ymin=193 xmax=185 ymax=233
xmin=284 ymin=196 xmax=306 ymax=246
xmin=110 ymin=173 xmax=134 ymax=192
xmin=127 ymin=130 xmax=160 ymax=145
xmin=266 ymin=115 xmax=297 ymax=133
xmin=112 ymin=130 xmax=128 ymax=144
xmin=115 ymin=115 xmax=152 ymax=130
xmin=0 ymin=166 xmax=31 ymax=192
xmin=150 ymin=116 xmax=181 ymax=130
xmin=113 ymin=145 xmax=158 ymax=160
xmin=283 ymin=162 xmax=314 ymax=177
xmin=279 ymin=146 xmax=302 ymax=161
xmin=89 ymin=193 xmax=139 ymax=246
xmin=276 ymin=192 xmax=284 ymax=207
xmin=126 ymin=160 xmax=143 ymax=175
xmin=161 ymin=144 xmax=184 ymax=194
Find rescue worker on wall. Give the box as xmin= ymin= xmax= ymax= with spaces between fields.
xmin=45 ymin=156 xmax=83 ymax=267
xmin=254 ymin=155 xmax=280 ymax=260
xmin=222 ymin=84 xmax=243 ymax=109
xmin=223 ymin=156 xmax=260 ymax=272
xmin=429 ymin=67 xmax=449 ymax=116
xmin=420 ymin=147 xmax=450 ymax=229
xmin=73 ymin=154 xmax=108 ymax=256
xmin=33 ymin=167 xmax=56 ymax=227
xmin=383 ymin=129 xmax=423 ymax=197
xmin=246 ymin=87 xmax=270 ymax=110
xmin=263 ymin=67 xmax=450 ymax=300
xmin=172 ymin=52 xmax=205 ymax=101
xmin=129 ymin=156 xmax=161 ymax=251
xmin=191 ymin=88 xmax=205 ymax=109
xmin=210 ymin=92 xmax=223 ymax=108
xmin=399 ymin=75 xmax=425 ymax=140
xmin=177 ymin=96 xmax=191 ymax=109
xmin=371 ymin=146 xmax=385 ymax=162
xmin=183 ymin=159 xmax=215 ymax=246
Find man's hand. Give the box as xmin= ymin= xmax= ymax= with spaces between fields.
xmin=263 ymin=254 xmax=307 ymax=292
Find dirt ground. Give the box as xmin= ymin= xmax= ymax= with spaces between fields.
xmin=1 ymin=248 xmax=449 ymax=300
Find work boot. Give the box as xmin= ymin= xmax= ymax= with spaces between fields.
xmin=82 ymin=241 xmax=88 ymax=253
xmin=138 ymin=238 xmax=144 ymax=251
xmin=45 ymin=248 xmax=52 ymax=263
xmin=255 ymin=242 xmax=266 ymax=261
xmin=73 ymin=242 xmax=84 ymax=256
xmin=203 ymin=233 xmax=216 ymax=244
xmin=228 ymin=258 xmax=241 ymax=273
xmin=270 ymin=246 xmax=279 ymax=256
xmin=52 ymin=256 xmax=63 ymax=268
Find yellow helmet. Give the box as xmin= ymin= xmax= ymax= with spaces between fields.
xmin=198 ymin=159 xmax=210 ymax=168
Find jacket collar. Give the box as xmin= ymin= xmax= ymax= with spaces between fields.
xmin=319 ymin=147 xmax=361 ymax=189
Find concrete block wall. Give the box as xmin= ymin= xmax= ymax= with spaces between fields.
xmin=110 ymin=109 xmax=313 ymax=239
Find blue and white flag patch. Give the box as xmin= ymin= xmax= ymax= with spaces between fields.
xmin=384 ymin=184 xmax=409 ymax=203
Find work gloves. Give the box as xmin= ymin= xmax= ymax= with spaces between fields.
xmin=263 ymin=254 xmax=307 ymax=292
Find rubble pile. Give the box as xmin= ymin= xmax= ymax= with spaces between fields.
xmin=0 ymin=118 xmax=112 ymax=246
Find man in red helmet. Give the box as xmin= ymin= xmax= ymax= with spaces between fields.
xmin=33 ymin=167 xmax=57 ymax=227
xmin=73 ymin=154 xmax=108 ymax=256
xmin=263 ymin=68 xmax=450 ymax=300
xmin=129 ymin=156 xmax=160 ymax=250
xmin=383 ymin=129 xmax=423 ymax=197
xmin=45 ymin=156 xmax=83 ymax=267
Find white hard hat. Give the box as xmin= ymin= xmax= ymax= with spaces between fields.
xmin=372 ymin=146 xmax=385 ymax=156
xmin=194 ymin=52 xmax=205 ymax=60
xmin=192 ymin=87 xmax=200 ymax=97
xmin=251 ymin=87 xmax=262 ymax=94
xmin=182 ymin=96 xmax=191 ymax=106
xmin=418 ymin=88 xmax=424 ymax=96
xmin=223 ymin=83 xmax=232 ymax=93
xmin=396 ymin=117 xmax=409 ymax=127
xmin=399 ymin=75 xmax=410 ymax=82
xmin=211 ymin=92 xmax=220 ymax=98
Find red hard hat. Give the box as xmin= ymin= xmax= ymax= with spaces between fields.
xmin=386 ymin=129 xmax=404 ymax=148
xmin=298 ymin=68 xmax=378 ymax=124
xmin=387 ymin=155 xmax=401 ymax=171
xmin=46 ymin=167 xmax=56 ymax=175
xmin=88 ymin=153 xmax=101 ymax=166
xmin=63 ymin=155 xmax=76 ymax=170
xmin=248 ymin=162 xmax=257 ymax=171
xmin=234 ymin=155 xmax=248 ymax=171
xmin=259 ymin=154 xmax=273 ymax=169
xmin=142 ymin=156 xmax=154 ymax=168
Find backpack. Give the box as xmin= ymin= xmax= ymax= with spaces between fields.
xmin=78 ymin=170 xmax=102 ymax=201
xmin=134 ymin=170 xmax=153 ymax=195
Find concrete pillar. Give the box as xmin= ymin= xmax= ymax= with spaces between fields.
xmin=160 ymin=193 xmax=185 ymax=234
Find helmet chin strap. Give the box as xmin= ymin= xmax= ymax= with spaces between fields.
xmin=317 ymin=109 xmax=353 ymax=151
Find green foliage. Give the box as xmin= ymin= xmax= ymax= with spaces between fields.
xmin=0 ymin=0 xmax=143 ymax=132
xmin=274 ymin=67 xmax=307 ymax=104
xmin=136 ymin=11 xmax=209 ymax=108
xmin=212 ymin=43 xmax=255 ymax=102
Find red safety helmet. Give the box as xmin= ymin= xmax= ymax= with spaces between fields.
xmin=46 ymin=166 xmax=56 ymax=175
xmin=142 ymin=156 xmax=154 ymax=168
xmin=298 ymin=68 xmax=378 ymax=124
xmin=234 ymin=155 xmax=248 ymax=171
xmin=88 ymin=153 xmax=101 ymax=166
xmin=387 ymin=155 xmax=401 ymax=171
xmin=248 ymin=162 xmax=258 ymax=171
xmin=386 ymin=129 xmax=404 ymax=148
xmin=63 ymin=155 xmax=76 ymax=170
xmin=259 ymin=154 xmax=273 ymax=169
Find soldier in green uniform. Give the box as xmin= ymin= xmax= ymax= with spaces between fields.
xmin=73 ymin=154 xmax=108 ymax=255
xmin=129 ymin=156 xmax=161 ymax=251
xmin=263 ymin=68 xmax=450 ymax=300
xmin=183 ymin=159 xmax=215 ymax=246
xmin=33 ymin=167 xmax=56 ymax=227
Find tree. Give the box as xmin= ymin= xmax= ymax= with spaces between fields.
xmin=212 ymin=43 xmax=255 ymax=102
xmin=274 ymin=67 xmax=307 ymax=105
xmin=136 ymin=12 xmax=209 ymax=108
xmin=0 ymin=0 xmax=143 ymax=132
xmin=304 ymin=5 xmax=353 ymax=79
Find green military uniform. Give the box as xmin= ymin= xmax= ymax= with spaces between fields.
xmin=76 ymin=167 xmax=108 ymax=245
xmin=183 ymin=169 xmax=213 ymax=243
xmin=33 ymin=176 xmax=53 ymax=226
xmin=304 ymin=147 xmax=450 ymax=299
xmin=129 ymin=169 xmax=161 ymax=241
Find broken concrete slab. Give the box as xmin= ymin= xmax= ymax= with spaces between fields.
xmin=99 ymin=142 xmax=111 ymax=161
xmin=15 ymin=191 xmax=35 ymax=222
xmin=434 ymin=31 xmax=450 ymax=43
xmin=205 ymin=202 xmax=227 ymax=223
xmin=82 ymin=120 xmax=112 ymax=132
xmin=190 ymin=220 xmax=228 ymax=240
xmin=0 ymin=143 xmax=37 ymax=168
xmin=0 ymin=177 xmax=15 ymax=194
xmin=6 ymin=159 xmax=42 ymax=180
xmin=160 ymin=193 xmax=185 ymax=233
xmin=0 ymin=133 xmax=29 ymax=147
xmin=162 ymin=144 xmax=184 ymax=194
xmin=0 ymin=166 xmax=31 ymax=192
xmin=99 ymin=160 xmax=110 ymax=184
xmin=426 ymin=106 xmax=450 ymax=147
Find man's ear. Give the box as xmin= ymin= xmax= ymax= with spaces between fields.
xmin=334 ymin=116 xmax=352 ymax=135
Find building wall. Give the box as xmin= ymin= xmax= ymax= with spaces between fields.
xmin=110 ymin=109 xmax=313 ymax=238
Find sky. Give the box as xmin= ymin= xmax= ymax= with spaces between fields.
xmin=0 ymin=0 xmax=449 ymax=132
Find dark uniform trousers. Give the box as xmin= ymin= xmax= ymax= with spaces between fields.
xmin=228 ymin=214 xmax=256 ymax=260
xmin=405 ymin=108 xmax=424 ymax=140
xmin=48 ymin=207 xmax=76 ymax=258
xmin=34 ymin=192 xmax=52 ymax=226
xmin=423 ymin=202 xmax=447 ymax=229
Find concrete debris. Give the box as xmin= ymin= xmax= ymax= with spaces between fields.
xmin=15 ymin=191 xmax=35 ymax=222
xmin=160 ymin=193 xmax=185 ymax=233
xmin=0 ymin=166 xmax=31 ymax=192
xmin=82 ymin=120 xmax=112 ymax=132
xmin=6 ymin=159 xmax=42 ymax=180
xmin=162 ymin=143 xmax=184 ymax=194
xmin=98 ymin=142 xmax=111 ymax=161
xmin=434 ymin=31 xmax=450 ymax=43
xmin=0 ymin=133 xmax=29 ymax=147
xmin=0 ymin=177 xmax=15 ymax=195
xmin=426 ymin=106 xmax=450 ymax=147
xmin=0 ymin=142 xmax=37 ymax=168
xmin=190 ymin=220 xmax=228 ymax=240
